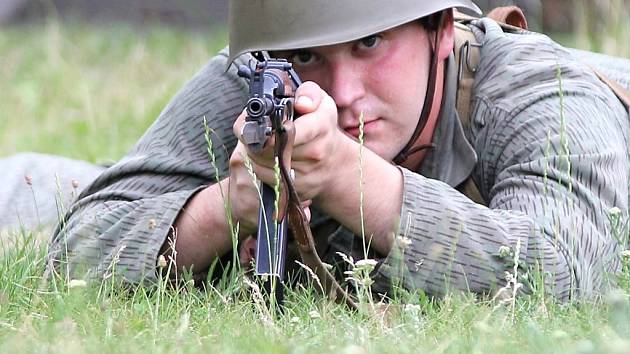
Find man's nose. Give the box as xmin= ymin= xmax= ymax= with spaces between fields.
xmin=327 ymin=60 xmax=365 ymax=109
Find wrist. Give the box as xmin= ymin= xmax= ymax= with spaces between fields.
xmin=224 ymin=176 xmax=257 ymax=239
xmin=315 ymin=133 xmax=358 ymax=205
xmin=168 ymin=179 xmax=235 ymax=272
xmin=313 ymin=139 xmax=403 ymax=255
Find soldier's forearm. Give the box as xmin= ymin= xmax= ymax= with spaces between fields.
xmin=315 ymin=146 xmax=402 ymax=256
xmin=163 ymin=179 xmax=235 ymax=274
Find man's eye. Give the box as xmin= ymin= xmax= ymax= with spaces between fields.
xmin=358 ymin=35 xmax=381 ymax=49
xmin=290 ymin=51 xmax=316 ymax=65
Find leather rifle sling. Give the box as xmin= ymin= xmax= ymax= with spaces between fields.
xmin=276 ymin=124 xmax=359 ymax=310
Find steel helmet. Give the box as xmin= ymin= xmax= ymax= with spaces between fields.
xmin=228 ymin=0 xmax=481 ymax=63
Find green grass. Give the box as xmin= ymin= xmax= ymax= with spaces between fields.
xmin=0 ymin=21 xmax=227 ymax=163
xmin=2 ymin=19 xmax=630 ymax=354
xmin=2 ymin=232 xmax=630 ymax=353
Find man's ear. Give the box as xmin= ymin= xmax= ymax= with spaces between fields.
xmin=437 ymin=9 xmax=455 ymax=60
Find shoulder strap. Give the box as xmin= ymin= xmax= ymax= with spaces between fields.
xmin=453 ymin=22 xmax=479 ymax=130
xmin=453 ymin=21 xmax=485 ymax=204
xmin=454 ymin=6 xmax=528 ymax=129
xmin=454 ymin=7 xmax=529 ymax=206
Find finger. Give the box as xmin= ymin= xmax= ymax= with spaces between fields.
xmin=245 ymin=150 xmax=281 ymax=171
xmin=295 ymin=81 xmax=324 ymax=115
xmin=290 ymin=142 xmax=335 ymax=163
xmin=301 ymin=199 xmax=312 ymax=208
xmin=230 ymin=144 xmax=274 ymax=185
xmin=280 ymin=119 xmax=295 ymax=168
xmin=232 ymin=109 xmax=248 ymax=140
xmin=229 ymin=142 xmax=248 ymax=167
xmin=248 ymin=162 xmax=279 ymax=186
xmin=238 ymin=236 xmax=257 ymax=269
xmin=231 ymin=142 xmax=273 ymax=169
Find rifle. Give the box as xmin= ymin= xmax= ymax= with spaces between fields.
xmin=237 ymin=54 xmax=301 ymax=306
xmin=237 ymin=53 xmax=358 ymax=310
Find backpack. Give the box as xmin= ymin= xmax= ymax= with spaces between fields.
xmin=452 ymin=6 xmax=630 ymax=205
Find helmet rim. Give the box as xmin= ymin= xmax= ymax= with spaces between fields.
xmin=228 ymin=0 xmax=481 ymax=64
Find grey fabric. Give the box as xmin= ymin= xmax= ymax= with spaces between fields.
xmin=0 ymin=153 xmax=104 ymax=231
xmin=567 ymin=48 xmax=630 ymax=91
xmin=48 ymin=19 xmax=630 ymax=301
xmin=47 ymin=50 xmax=249 ymax=282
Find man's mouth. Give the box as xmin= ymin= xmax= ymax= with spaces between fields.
xmin=343 ymin=118 xmax=381 ymax=139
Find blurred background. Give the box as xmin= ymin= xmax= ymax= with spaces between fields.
xmin=0 ymin=0 xmax=628 ymax=162
xmin=1 ymin=0 xmax=629 ymax=38
xmin=1 ymin=0 xmax=629 ymax=39
xmin=0 ymin=0 xmax=228 ymax=28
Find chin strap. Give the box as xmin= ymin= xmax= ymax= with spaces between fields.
xmin=393 ymin=11 xmax=446 ymax=165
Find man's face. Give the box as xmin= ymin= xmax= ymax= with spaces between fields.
xmin=274 ymin=21 xmax=432 ymax=161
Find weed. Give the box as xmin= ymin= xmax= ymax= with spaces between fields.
xmin=203 ymin=117 xmax=241 ymax=288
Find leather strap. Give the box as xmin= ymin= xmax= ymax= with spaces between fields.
xmin=453 ymin=7 xmax=528 ymax=206
xmin=276 ymin=122 xmax=359 ymax=310
xmin=393 ymin=11 xmax=446 ymax=164
xmin=455 ymin=6 xmax=529 ymax=128
xmin=454 ymin=21 xmax=480 ymax=130
xmin=592 ymin=68 xmax=630 ymax=109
